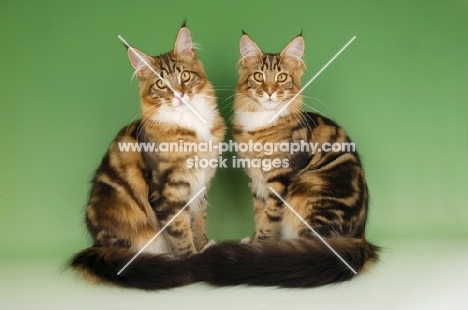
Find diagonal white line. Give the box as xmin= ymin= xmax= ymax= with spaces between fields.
xmin=117 ymin=186 xmax=206 ymax=275
xmin=117 ymin=35 xmax=207 ymax=124
xmin=268 ymin=187 xmax=357 ymax=274
xmin=268 ymin=36 xmax=357 ymax=123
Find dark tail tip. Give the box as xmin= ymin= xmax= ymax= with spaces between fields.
xmin=193 ymin=239 xmax=380 ymax=288
xmin=181 ymin=19 xmax=187 ymax=28
xmin=68 ymin=247 xmax=196 ymax=290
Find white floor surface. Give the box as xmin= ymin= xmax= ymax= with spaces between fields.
xmin=1 ymin=239 xmax=467 ymax=310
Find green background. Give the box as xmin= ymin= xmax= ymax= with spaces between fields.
xmin=1 ymin=0 xmax=467 ymax=264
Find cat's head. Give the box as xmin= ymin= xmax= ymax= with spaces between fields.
xmin=127 ymin=26 xmax=214 ymax=126
xmin=235 ymin=32 xmax=305 ymax=116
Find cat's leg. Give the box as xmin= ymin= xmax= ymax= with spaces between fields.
xmin=190 ymin=200 xmax=209 ymax=251
xmin=239 ymin=195 xmax=264 ymax=244
xmin=158 ymin=206 xmax=197 ymax=258
xmin=252 ymin=182 xmax=285 ymax=243
xmin=149 ymin=184 xmax=197 ymax=258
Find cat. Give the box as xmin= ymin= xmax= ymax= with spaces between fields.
xmin=194 ymin=32 xmax=379 ymax=288
xmin=69 ymin=24 xmax=226 ymax=289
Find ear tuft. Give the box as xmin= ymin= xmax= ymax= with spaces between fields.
xmin=127 ymin=47 xmax=153 ymax=77
xmin=174 ymin=27 xmax=194 ymax=57
xmin=280 ymin=36 xmax=305 ymax=60
xmin=239 ymin=34 xmax=262 ymax=65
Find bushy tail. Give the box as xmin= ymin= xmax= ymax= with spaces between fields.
xmin=192 ymin=238 xmax=379 ymax=288
xmin=69 ymin=247 xmax=195 ymax=289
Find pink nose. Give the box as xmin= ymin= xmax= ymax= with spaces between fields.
xmin=266 ymin=88 xmax=275 ymax=96
xmin=174 ymin=92 xmax=185 ymax=106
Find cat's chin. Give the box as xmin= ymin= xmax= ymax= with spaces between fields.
xmin=259 ymin=98 xmax=280 ymax=110
xmin=171 ymin=104 xmax=190 ymax=113
xmin=149 ymin=93 xmax=217 ymax=141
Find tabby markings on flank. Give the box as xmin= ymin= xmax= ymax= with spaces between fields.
xmin=269 ymin=187 xmax=358 ymax=274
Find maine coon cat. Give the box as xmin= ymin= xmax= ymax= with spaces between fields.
xmin=196 ymin=32 xmax=379 ymax=288
xmin=69 ymin=25 xmax=225 ymax=289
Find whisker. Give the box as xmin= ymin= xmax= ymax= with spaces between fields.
xmin=136 ymin=105 xmax=160 ymax=141
xmin=300 ymin=96 xmax=332 ymax=119
xmin=300 ymin=102 xmax=328 ymax=118
xmin=125 ymin=108 xmax=144 ymax=135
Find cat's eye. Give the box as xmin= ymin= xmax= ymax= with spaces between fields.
xmin=155 ymin=79 xmax=166 ymax=89
xmin=253 ymin=72 xmax=264 ymax=82
xmin=180 ymin=70 xmax=191 ymax=83
xmin=277 ymin=73 xmax=288 ymax=83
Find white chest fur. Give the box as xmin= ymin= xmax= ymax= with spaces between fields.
xmin=152 ymin=94 xmax=217 ymax=142
xmin=234 ymin=108 xmax=291 ymax=132
xmin=234 ymin=111 xmax=277 ymax=132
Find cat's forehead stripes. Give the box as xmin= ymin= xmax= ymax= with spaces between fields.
xmin=262 ymin=54 xmax=281 ymax=71
xmin=157 ymin=53 xmax=178 ymax=76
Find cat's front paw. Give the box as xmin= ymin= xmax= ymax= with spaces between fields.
xmin=200 ymin=239 xmax=216 ymax=252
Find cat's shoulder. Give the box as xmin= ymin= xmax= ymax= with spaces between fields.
xmin=114 ymin=120 xmax=143 ymax=142
xmin=301 ymin=111 xmax=339 ymax=129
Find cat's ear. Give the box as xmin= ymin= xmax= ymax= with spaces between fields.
xmin=280 ymin=35 xmax=305 ymax=67
xmin=240 ymin=33 xmax=262 ymax=66
xmin=174 ymin=26 xmax=194 ymax=57
xmin=127 ymin=47 xmax=154 ymax=77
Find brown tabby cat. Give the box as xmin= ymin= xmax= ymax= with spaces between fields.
xmin=195 ymin=32 xmax=379 ymax=288
xmin=69 ymin=25 xmax=225 ymax=289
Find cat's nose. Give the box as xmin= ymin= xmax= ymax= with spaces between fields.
xmin=265 ymin=88 xmax=275 ymax=97
xmin=174 ymin=91 xmax=183 ymax=100
xmin=173 ymin=91 xmax=186 ymax=107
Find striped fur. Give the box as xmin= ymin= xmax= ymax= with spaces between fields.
xmin=69 ymin=25 xmax=226 ymax=289
xmin=195 ymin=32 xmax=379 ymax=288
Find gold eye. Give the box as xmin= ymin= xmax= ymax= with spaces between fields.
xmin=277 ymin=73 xmax=288 ymax=83
xmin=180 ymin=70 xmax=191 ymax=83
xmin=156 ymin=79 xmax=166 ymax=89
xmin=253 ymin=72 xmax=264 ymax=82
